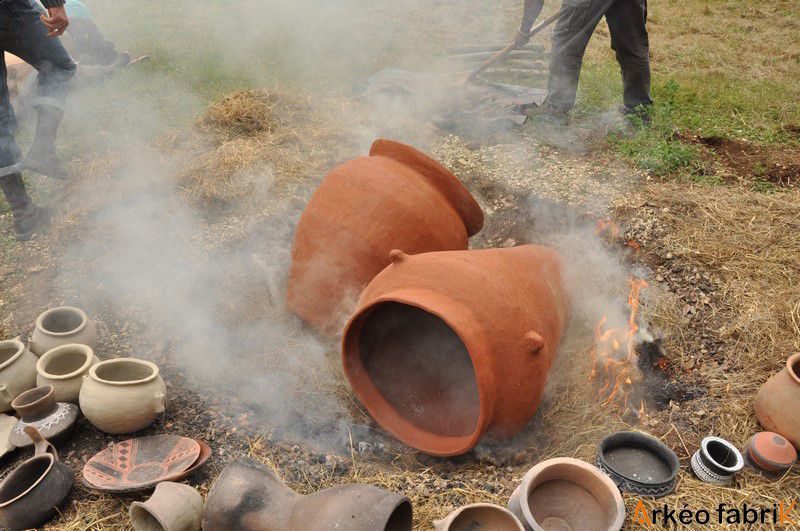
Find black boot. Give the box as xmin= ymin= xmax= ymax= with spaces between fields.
xmin=22 ymin=105 xmax=68 ymax=180
xmin=0 ymin=173 xmax=51 ymax=241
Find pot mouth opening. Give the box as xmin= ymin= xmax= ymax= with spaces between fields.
xmin=385 ymin=499 xmax=414 ymax=531
xmin=598 ymin=431 xmax=681 ymax=485
xmin=451 ymin=505 xmax=520 ymax=530
xmin=344 ymin=299 xmax=484 ymax=456
xmin=38 ymin=345 xmax=93 ymax=379
xmin=0 ymin=339 xmax=24 ymax=370
xmin=91 ymin=359 xmax=158 ymax=385
xmin=0 ymin=454 xmax=54 ymax=507
xmin=788 ymin=354 xmax=800 ymax=383
xmin=129 ymin=502 xmax=167 ymax=531
xmin=37 ymin=307 xmax=87 ymax=336
xmin=523 ymin=459 xmax=624 ymax=529
xmin=702 ymin=437 xmax=743 ymax=472
xmin=11 ymin=385 xmax=53 ymax=410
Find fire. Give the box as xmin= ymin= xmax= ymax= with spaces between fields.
xmin=590 ymin=278 xmax=649 ymax=415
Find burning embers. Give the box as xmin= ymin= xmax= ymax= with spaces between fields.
xmin=590 ymin=278 xmax=649 ymax=417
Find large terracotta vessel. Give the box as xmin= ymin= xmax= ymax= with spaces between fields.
xmin=287 ymin=139 xmax=484 ymax=334
xmin=342 ymin=245 xmax=568 ymax=456
xmin=0 ymin=339 xmax=37 ymax=413
xmin=755 ymin=353 xmax=800 ymax=449
xmin=79 ymin=358 xmax=166 ymax=434
xmin=202 ymin=459 xmax=413 ymax=531
xmin=29 ymin=306 xmax=98 ymax=356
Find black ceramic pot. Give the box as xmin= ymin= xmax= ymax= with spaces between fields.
xmin=690 ymin=436 xmax=743 ymax=484
xmin=597 ymin=431 xmax=680 ymax=497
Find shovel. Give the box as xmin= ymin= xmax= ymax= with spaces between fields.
xmin=455 ymin=10 xmax=561 ymax=85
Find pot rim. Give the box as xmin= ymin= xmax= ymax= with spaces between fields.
xmin=517 ymin=457 xmax=625 ymax=531
xmin=11 ymin=385 xmax=55 ymax=412
xmin=445 ymin=503 xmax=523 ymax=530
xmin=129 ymin=500 xmax=171 ymax=530
xmin=35 ymin=306 xmax=90 ymax=337
xmin=342 ymin=289 xmax=492 ymax=457
xmin=36 ymin=344 xmax=95 ymax=381
xmin=369 ymin=139 xmax=484 ymax=237
xmin=0 ymin=454 xmax=55 ymax=508
xmin=786 ymin=353 xmax=800 ymax=385
xmin=701 ymin=436 xmax=744 ymax=474
xmin=0 ymin=339 xmax=26 ymax=372
xmin=597 ymin=430 xmax=681 ymax=485
xmin=88 ymin=358 xmax=160 ymax=386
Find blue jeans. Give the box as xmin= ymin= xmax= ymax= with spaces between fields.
xmin=0 ymin=0 xmax=75 ymax=169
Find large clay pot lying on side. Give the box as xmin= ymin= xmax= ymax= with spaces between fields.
xmin=508 ymin=458 xmax=625 ymax=531
xmin=0 ymin=427 xmax=73 ymax=531
xmin=755 ymin=353 xmax=800 ymax=449
xmin=287 ymin=138 xmax=484 ymax=334
xmin=342 ymin=245 xmax=568 ymax=456
xmin=129 ymin=481 xmax=204 ymax=531
xmin=29 ymin=306 xmax=98 ymax=356
xmin=79 ymin=358 xmax=166 ymax=434
xmin=202 ymin=459 xmax=413 ymax=531
xmin=0 ymin=339 xmax=37 ymax=413
xmin=36 ymin=344 xmax=100 ymax=402
xmin=434 ymin=504 xmax=524 ymax=531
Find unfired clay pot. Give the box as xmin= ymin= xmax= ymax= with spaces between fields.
xmin=287 ymin=138 xmax=484 ymax=334
xmin=342 ymin=245 xmax=568 ymax=456
xmin=36 ymin=343 xmax=99 ymax=402
xmin=434 ymin=504 xmax=524 ymax=531
xmin=29 ymin=306 xmax=98 ymax=356
xmin=79 ymin=358 xmax=166 ymax=434
xmin=202 ymin=459 xmax=413 ymax=531
xmin=0 ymin=339 xmax=37 ymax=413
xmin=0 ymin=427 xmax=73 ymax=531
xmin=9 ymin=385 xmax=79 ymax=448
xmin=129 ymin=481 xmax=203 ymax=531
xmin=755 ymin=353 xmax=800 ymax=449
xmin=508 ymin=458 xmax=625 ymax=531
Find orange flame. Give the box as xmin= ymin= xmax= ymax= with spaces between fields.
xmin=590 ymin=278 xmax=649 ymax=415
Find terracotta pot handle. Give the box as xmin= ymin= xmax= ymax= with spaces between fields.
xmin=154 ymin=392 xmax=166 ymax=413
xmin=24 ymin=426 xmax=58 ymax=460
xmin=0 ymin=384 xmax=11 ymax=404
xmin=525 ymin=331 xmax=544 ymax=353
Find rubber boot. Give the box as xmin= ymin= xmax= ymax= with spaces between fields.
xmin=0 ymin=173 xmax=51 ymax=241
xmin=22 ymin=105 xmax=68 ymax=180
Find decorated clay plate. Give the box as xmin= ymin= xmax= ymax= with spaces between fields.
xmin=83 ymin=434 xmax=201 ymax=492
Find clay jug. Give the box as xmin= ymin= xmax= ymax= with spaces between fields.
xmin=79 ymin=358 xmax=166 ymax=434
xmin=129 ymin=481 xmax=204 ymax=531
xmin=287 ymin=138 xmax=484 ymax=334
xmin=29 ymin=306 xmax=98 ymax=355
xmin=508 ymin=458 xmax=625 ymax=531
xmin=342 ymin=245 xmax=568 ymax=456
xmin=0 ymin=427 xmax=73 ymax=531
xmin=202 ymin=459 xmax=413 ymax=531
xmin=36 ymin=343 xmax=100 ymax=402
xmin=755 ymin=353 xmax=800 ymax=449
xmin=434 ymin=504 xmax=524 ymax=531
xmin=0 ymin=339 xmax=37 ymax=413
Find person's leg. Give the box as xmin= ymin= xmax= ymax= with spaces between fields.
xmin=546 ymin=0 xmax=612 ymax=115
xmin=4 ymin=0 xmax=76 ymax=179
xmin=67 ymin=18 xmax=122 ymax=66
xmin=606 ymin=0 xmax=652 ymax=112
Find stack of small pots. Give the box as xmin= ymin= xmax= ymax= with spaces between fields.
xmin=287 ymin=138 xmax=569 ymax=457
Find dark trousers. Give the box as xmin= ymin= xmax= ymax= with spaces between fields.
xmin=547 ymin=0 xmax=652 ymax=112
xmin=0 ymin=0 xmax=75 ymax=169
xmin=68 ymin=18 xmax=117 ymax=66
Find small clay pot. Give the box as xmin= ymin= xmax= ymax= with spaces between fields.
xmin=36 ymin=343 xmax=99 ymax=403
xmin=690 ymin=436 xmax=744 ymax=484
xmin=596 ymin=431 xmax=680 ymax=497
xmin=0 ymin=427 xmax=73 ymax=531
xmin=755 ymin=353 xmax=800 ymax=449
xmin=287 ymin=138 xmax=484 ymax=334
xmin=342 ymin=245 xmax=568 ymax=456
xmin=29 ymin=306 xmax=99 ymax=356
xmin=129 ymin=481 xmax=203 ymax=531
xmin=0 ymin=339 xmax=37 ymax=413
xmin=434 ymin=504 xmax=523 ymax=531
xmin=508 ymin=458 xmax=625 ymax=531
xmin=9 ymin=386 xmax=79 ymax=448
xmin=203 ymin=459 xmax=413 ymax=531
xmin=746 ymin=432 xmax=797 ymax=474
xmin=79 ymin=358 xmax=166 ymax=434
